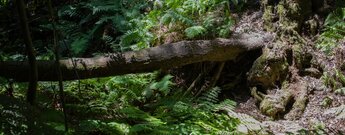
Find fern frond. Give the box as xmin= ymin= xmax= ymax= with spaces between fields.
xmin=317 ymin=8 xmax=345 ymax=54
xmin=153 ymin=75 xmax=174 ymax=95
xmin=185 ymin=26 xmax=206 ymax=39
xmin=197 ymin=87 xmax=221 ymax=111
xmin=120 ymin=106 xmax=163 ymax=123
xmin=214 ymin=99 xmax=237 ymax=111
xmin=119 ymin=30 xmax=141 ymax=49
xmin=70 ymin=35 xmax=90 ymax=55
xmin=58 ymin=5 xmax=82 ymax=18
xmin=160 ymin=10 xmax=194 ymax=26
xmin=225 ymin=109 xmax=267 ymax=134
xmin=217 ymin=17 xmax=234 ymax=37
xmin=88 ymin=0 xmax=121 ymax=15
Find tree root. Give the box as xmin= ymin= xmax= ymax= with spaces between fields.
xmin=195 ymin=62 xmax=225 ymax=97
xmin=250 ymin=87 xmax=265 ymax=101
xmin=259 ymin=89 xmax=293 ymax=118
xmin=284 ymin=80 xmax=309 ymax=120
xmin=254 ymin=79 xmax=309 ymax=120
xmin=183 ymin=73 xmax=203 ymax=97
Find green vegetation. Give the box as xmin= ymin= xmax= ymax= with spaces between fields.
xmin=317 ymin=7 xmax=345 ymax=54
xmin=1 ymin=0 xmax=345 ymax=134
xmin=0 ymin=0 xmax=235 ymax=57
xmin=0 ymin=74 xmax=239 ymax=134
xmin=0 ymin=1 xmax=241 ymax=133
xmin=43 ymin=0 xmax=235 ymax=56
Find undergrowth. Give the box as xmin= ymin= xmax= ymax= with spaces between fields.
xmin=0 ymin=74 xmax=240 ymax=134
xmin=48 ymin=0 xmax=236 ymax=56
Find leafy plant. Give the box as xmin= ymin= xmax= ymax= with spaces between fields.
xmin=78 ymin=120 xmax=130 ymax=134
xmin=0 ymin=0 xmax=8 ymax=6
xmin=55 ymin=0 xmax=153 ymax=55
xmin=317 ymin=8 xmax=345 ymax=54
xmin=185 ymin=26 xmax=206 ymax=39
xmin=0 ymin=1 xmax=244 ymax=134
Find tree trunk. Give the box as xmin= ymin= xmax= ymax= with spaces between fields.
xmin=15 ymin=0 xmax=38 ymax=105
xmin=248 ymin=0 xmax=331 ymax=119
xmin=0 ymin=33 xmax=272 ymax=82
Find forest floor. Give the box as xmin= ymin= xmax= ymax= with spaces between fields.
xmin=228 ymin=9 xmax=345 ymax=134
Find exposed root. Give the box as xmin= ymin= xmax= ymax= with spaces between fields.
xmin=259 ymin=89 xmax=293 ymax=118
xmin=183 ymin=73 xmax=203 ymax=97
xmin=196 ymin=62 xmax=226 ymax=97
xmin=250 ymin=87 xmax=264 ymax=101
xmin=210 ymin=62 xmax=226 ymax=88
xmin=284 ymin=80 xmax=309 ymax=120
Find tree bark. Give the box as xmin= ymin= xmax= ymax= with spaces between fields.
xmin=0 ymin=33 xmax=272 ymax=82
xmin=16 ymin=0 xmax=38 ymax=105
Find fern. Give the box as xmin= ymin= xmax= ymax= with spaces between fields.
xmin=146 ymin=75 xmax=174 ymax=97
xmin=198 ymin=87 xmax=221 ymax=102
xmin=56 ymin=0 xmax=153 ymax=55
xmin=119 ymin=30 xmax=142 ymax=51
xmin=87 ymin=0 xmax=121 ymax=15
xmin=317 ymin=8 xmax=345 ymax=54
xmin=70 ymin=35 xmax=90 ymax=55
xmin=185 ymin=26 xmax=206 ymax=39
xmin=58 ymin=5 xmax=82 ymax=19
xmin=118 ymin=0 xmax=234 ymax=48
xmin=196 ymin=87 xmax=237 ymax=113
xmin=217 ymin=17 xmax=235 ymax=37
xmin=78 ymin=120 xmax=130 ymax=134
xmin=215 ymin=99 xmax=237 ymax=111
xmin=222 ymin=108 xmax=267 ymax=134
xmin=160 ymin=10 xmax=195 ymax=26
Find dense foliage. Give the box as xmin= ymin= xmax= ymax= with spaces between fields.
xmin=1 ymin=0 xmax=237 ymax=57
xmin=0 ymin=73 xmax=240 ymax=134
xmin=317 ymin=7 xmax=345 ymax=54
xmin=1 ymin=0 xmax=345 ymax=134
xmin=0 ymin=0 xmax=243 ymax=134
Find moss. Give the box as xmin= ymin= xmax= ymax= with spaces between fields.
xmin=263 ymin=6 xmax=275 ymax=31
xmin=259 ymin=90 xmax=293 ymax=118
xmin=321 ymin=96 xmax=333 ymax=107
xmin=277 ymin=3 xmax=285 ymax=16
xmin=248 ymin=47 xmax=289 ymax=89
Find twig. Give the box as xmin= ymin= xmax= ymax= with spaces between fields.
xmin=195 ymin=62 xmax=225 ymax=97
xmin=183 ymin=73 xmax=203 ymax=97
xmin=209 ymin=62 xmax=226 ymax=88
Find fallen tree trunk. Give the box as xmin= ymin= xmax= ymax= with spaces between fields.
xmin=0 ymin=33 xmax=273 ymax=82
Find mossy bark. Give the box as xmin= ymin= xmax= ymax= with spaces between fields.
xmin=0 ymin=33 xmax=272 ymax=81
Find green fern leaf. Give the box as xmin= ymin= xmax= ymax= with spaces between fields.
xmin=71 ymin=35 xmax=89 ymax=55
xmin=197 ymin=87 xmax=221 ymax=111
xmin=185 ymin=26 xmax=206 ymax=39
